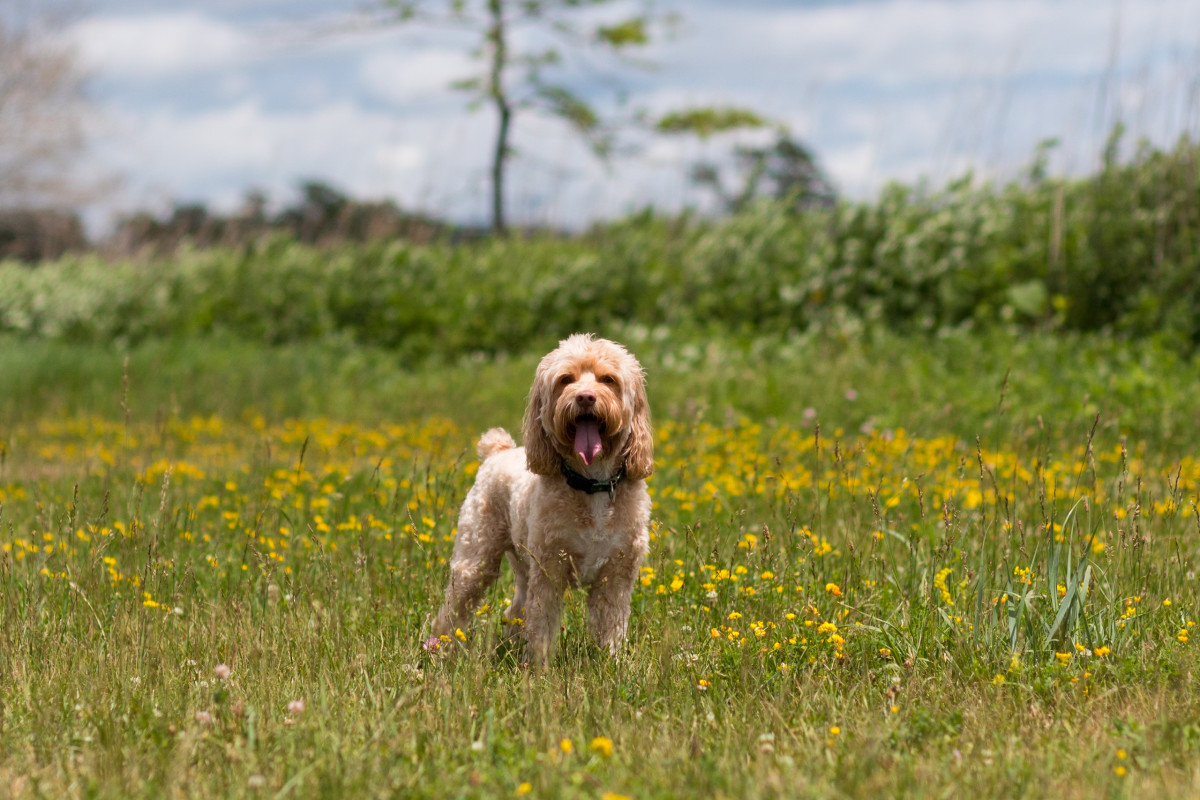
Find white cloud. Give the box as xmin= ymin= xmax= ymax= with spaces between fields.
xmin=359 ymin=48 xmax=477 ymax=103
xmin=69 ymin=12 xmax=256 ymax=77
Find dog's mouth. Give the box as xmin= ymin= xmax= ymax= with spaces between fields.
xmin=572 ymin=414 xmax=605 ymax=466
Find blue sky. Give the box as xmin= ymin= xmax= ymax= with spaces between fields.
xmin=68 ymin=0 xmax=1200 ymax=230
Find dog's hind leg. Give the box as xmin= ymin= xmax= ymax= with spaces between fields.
xmin=502 ymin=551 xmax=529 ymax=639
xmin=430 ymin=498 xmax=509 ymax=642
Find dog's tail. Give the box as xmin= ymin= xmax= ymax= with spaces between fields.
xmin=477 ymin=428 xmax=517 ymax=461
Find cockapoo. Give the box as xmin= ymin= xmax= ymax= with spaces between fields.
xmin=429 ymin=333 xmax=653 ymax=664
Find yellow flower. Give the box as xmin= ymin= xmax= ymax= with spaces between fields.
xmin=515 ymin=782 xmax=532 ymax=796
xmin=590 ymin=737 xmax=614 ymax=757
xmin=829 ymin=726 xmax=841 ymax=736
xmin=455 ymin=628 xmax=466 ymax=641
xmin=1114 ymin=766 xmax=1127 ymax=777
xmin=601 ymin=793 xmax=632 ymax=800
xmin=1054 ymin=651 xmax=1071 ymax=663
xmin=1094 ymin=645 xmax=1111 ymax=657
xmin=559 ymin=738 xmax=573 ymax=754
xmin=825 ymin=582 xmax=842 ymax=596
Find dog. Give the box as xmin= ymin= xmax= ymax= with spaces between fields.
xmin=428 ymin=333 xmax=653 ymax=665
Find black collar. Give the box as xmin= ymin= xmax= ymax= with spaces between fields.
xmin=560 ymin=460 xmax=624 ymax=496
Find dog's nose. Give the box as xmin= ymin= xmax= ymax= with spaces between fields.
xmin=575 ymin=391 xmax=596 ymax=408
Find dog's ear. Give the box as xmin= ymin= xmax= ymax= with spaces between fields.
xmin=522 ymin=367 xmax=560 ymax=475
xmin=622 ymin=367 xmax=654 ymax=480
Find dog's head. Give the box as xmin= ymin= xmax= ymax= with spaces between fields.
xmin=522 ymin=333 xmax=653 ymax=480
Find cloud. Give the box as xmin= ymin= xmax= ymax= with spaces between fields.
xmin=69 ymin=12 xmax=257 ymax=77
xmin=359 ymin=48 xmax=477 ymax=103
xmin=73 ymin=0 xmax=1200 ymax=232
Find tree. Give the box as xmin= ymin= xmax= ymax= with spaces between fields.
xmin=0 ymin=3 xmax=96 ymax=210
xmin=690 ymin=133 xmax=837 ymax=213
xmin=376 ymin=0 xmax=673 ymax=235
xmin=656 ymin=110 xmax=836 ymax=214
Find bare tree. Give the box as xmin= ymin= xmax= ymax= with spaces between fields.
xmin=375 ymin=0 xmax=673 ymax=235
xmin=0 ymin=3 xmax=94 ymax=210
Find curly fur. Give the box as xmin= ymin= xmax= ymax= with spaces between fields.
xmin=430 ymin=334 xmax=653 ymax=665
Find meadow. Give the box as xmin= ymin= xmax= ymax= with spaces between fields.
xmin=2 ymin=329 xmax=1199 ymax=799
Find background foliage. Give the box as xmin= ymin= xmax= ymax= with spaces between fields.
xmin=3 ymin=132 xmax=1198 ymax=357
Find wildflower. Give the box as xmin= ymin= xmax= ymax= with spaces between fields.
xmin=455 ymin=628 xmax=467 ymax=641
xmin=247 ymin=774 xmax=266 ymax=789
xmin=1054 ymin=652 xmax=1071 ymax=664
xmin=1114 ymin=766 xmax=1127 ymax=777
xmin=1093 ymin=645 xmax=1111 ymax=657
xmin=560 ymin=738 xmax=574 ymax=754
xmin=697 ymin=679 xmax=710 ymax=691
xmin=195 ymin=710 xmax=213 ymax=725
xmin=992 ymin=674 xmax=1006 ymax=685
xmin=287 ymin=699 xmax=305 ymax=715
xmin=516 ymin=782 xmax=532 ymax=796
xmin=423 ymin=636 xmax=442 ymax=653
xmin=825 ymin=582 xmax=842 ymax=596
xmin=817 ymin=622 xmax=838 ymax=635
xmin=214 ymin=663 xmax=231 ymax=680
xmin=829 ymin=726 xmax=841 ymax=736
xmin=590 ymin=736 xmax=614 ymax=757
xmin=601 ymin=793 xmax=632 ymax=800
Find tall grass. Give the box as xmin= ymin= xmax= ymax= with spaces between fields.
xmin=1 ymin=335 xmax=1198 ymax=797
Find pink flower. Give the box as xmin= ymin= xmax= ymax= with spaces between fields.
xmin=287 ymin=699 xmax=306 ymax=715
xmin=195 ymin=710 xmax=213 ymax=725
xmin=214 ymin=663 xmax=231 ymax=680
xmin=423 ymin=636 xmax=442 ymax=653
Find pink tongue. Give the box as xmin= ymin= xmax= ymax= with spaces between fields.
xmin=574 ymin=420 xmax=603 ymax=465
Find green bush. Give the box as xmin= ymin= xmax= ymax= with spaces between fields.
xmin=2 ymin=132 xmax=1198 ymax=357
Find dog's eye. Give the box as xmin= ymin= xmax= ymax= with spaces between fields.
xmin=599 ymin=375 xmax=616 ymax=385
xmin=559 ymin=375 xmax=574 ymax=386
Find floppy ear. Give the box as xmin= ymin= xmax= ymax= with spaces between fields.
xmin=621 ymin=368 xmax=654 ymax=480
xmin=522 ymin=368 xmax=560 ymax=475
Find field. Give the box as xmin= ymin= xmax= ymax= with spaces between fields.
xmin=1 ymin=330 xmax=1199 ymax=799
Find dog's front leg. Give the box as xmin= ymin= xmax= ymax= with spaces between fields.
xmin=523 ymin=554 xmax=568 ymax=666
xmin=586 ymin=548 xmax=640 ymax=656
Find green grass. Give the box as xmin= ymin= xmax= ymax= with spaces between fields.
xmin=1 ymin=331 xmax=1199 ymax=798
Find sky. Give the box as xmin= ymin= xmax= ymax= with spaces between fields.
xmin=63 ymin=0 xmax=1200 ymax=231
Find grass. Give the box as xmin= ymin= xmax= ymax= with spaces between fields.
xmin=1 ymin=330 xmax=1199 ymax=798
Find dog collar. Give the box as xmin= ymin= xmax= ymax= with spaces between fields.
xmin=560 ymin=460 xmax=624 ymax=496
